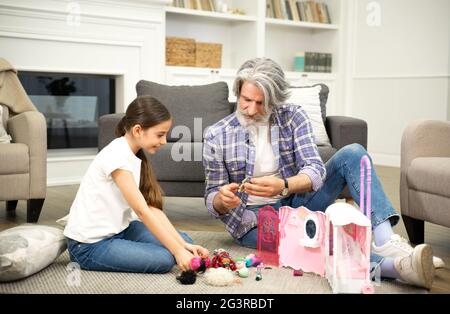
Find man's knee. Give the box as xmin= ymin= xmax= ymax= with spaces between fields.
xmin=339 ymin=143 xmax=367 ymax=158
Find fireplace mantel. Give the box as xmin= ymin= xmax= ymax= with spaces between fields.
xmin=0 ymin=0 xmax=171 ymax=185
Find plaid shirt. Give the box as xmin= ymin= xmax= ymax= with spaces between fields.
xmin=203 ymin=104 xmax=326 ymax=239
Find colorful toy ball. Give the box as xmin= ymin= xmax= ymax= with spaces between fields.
xmin=235 ymin=258 xmax=246 ymax=269
xmin=245 ymin=254 xmax=262 ymax=267
xmin=191 ymin=256 xmax=202 ymax=270
xmin=237 ymin=267 xmax=249 ymax=278
xmin=191 ymin=256 xmax=210 ymax=273
xmin=205 ymin=268 xmax=237 ymax=286
xmin=176 ymin=270 xmax=197 ymax=285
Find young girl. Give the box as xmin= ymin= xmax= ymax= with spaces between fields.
xmin=64 ymin=96 xmax=209 ymax=273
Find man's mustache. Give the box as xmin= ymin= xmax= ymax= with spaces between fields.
xmin=238 ymin=111 xmax=268 ymax=122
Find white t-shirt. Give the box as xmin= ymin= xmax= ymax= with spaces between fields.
xmin=64 ymin=137 xmax=142 ymax=243
xmin=246 ymin=122 xmax=282 ymax=206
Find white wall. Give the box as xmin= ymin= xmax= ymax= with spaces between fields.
xmin=347 ymin=0 xmax=450 ymax=167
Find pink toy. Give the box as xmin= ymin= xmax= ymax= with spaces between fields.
xmin=325 ymin=155 xmax=374 ymax=294
xmin=191 ymin=256 xmax=210 ymax=272
xmin=245 ymin=254 xmax=262 ymax=267
xmin=257 ymin=206 xmax=279 ymax=266
xmin=255 ymin=157 xmax=375 ymax=294
xmin=279 ymin=206 xmax=327 ymax=276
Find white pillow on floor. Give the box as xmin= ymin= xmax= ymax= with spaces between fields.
xmin=0 ymin=224 xmax=67 ymax=282
xmin=287 ymin=85 xmax=331 ymax=146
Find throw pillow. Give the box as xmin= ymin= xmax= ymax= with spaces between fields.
xmin=0 ymin=104 xmax=12 ymax=143
xmin=287 ymin=84 xmax=331 ymax=146
xmin=0 ymin=224 xmax=67 ymax=282
xmin=136 ymin=80 xmax=232 ymax=142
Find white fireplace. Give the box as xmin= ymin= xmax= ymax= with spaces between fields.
xmin=0 ymin=0 xmax=171 ymax=185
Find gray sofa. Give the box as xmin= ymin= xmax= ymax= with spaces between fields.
xmin=98 ymin=80 xmax=367 ymax=199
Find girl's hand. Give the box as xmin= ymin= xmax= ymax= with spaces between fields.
xmin=185 ymin=243 xmax=210 ymax=258
xmin=174 ymin=249 xmax=194 ymax=271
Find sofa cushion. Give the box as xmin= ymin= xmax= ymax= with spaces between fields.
xmin=146 ymin=143 xmax=205 ymax=181
xmin=136 ymin=80 xmax=232 ymax=142
xmin=0 ymin=143 xmax=29 ymax=174
xmin=407 ymin=157 xmax=450 ymax=198
xmin=318 ymin=146 xmax=337 ymax=163
xmin=287 ymin=84 xmax=331 ymax=146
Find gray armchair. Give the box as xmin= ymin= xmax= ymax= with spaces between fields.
xmin=0 ymin=108 xmax=47 ymax=222
xmin=400 ymin=120 xmax=450 ymax=244
xmin=99 ymin=81 xmax=367 ymax=199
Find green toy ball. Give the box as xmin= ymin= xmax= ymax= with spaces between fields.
xmin=237 ymin=267 xmax=249 ymax=278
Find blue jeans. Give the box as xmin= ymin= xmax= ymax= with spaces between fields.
xmin=237 ymin=144 xmax=400 ymax=266
xmin=67 ymin=220 xmax=193 ymax=273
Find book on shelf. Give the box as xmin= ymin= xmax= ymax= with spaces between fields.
xmin=171 ymin=0 xmax=216 ymax=12
xmin=289 ymin=0 xmax=300 ymax=21
xmin=297 ymin=51 xmax=332 ymax=73
xmin=268 ymin=0 xmax=331 ymax=24
xmin=266 ymin=0 xmax=274 ymax=18
xmin=294 ymin=52 xmax=305 ymax=72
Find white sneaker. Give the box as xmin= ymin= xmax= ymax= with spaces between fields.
xmin=372 ymin=234 xmax=445 ymax=269
xmin=394 ymin=244 xmax=435 ymax=289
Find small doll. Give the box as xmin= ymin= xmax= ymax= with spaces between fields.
xmin=211 ymin=248 xmax=237 ymax=271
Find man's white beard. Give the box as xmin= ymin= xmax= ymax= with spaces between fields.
xmin=236 ymin=109 xmax=271 ymax=128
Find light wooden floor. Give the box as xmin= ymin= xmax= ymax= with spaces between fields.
xmin=1 ymin=166 xmax=449 ymax=293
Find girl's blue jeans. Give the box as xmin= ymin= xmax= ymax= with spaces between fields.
xmin=67 ymin=220 xmax=193 ymax=273
xmin=237 ymin=144 xmax=400 ymax=266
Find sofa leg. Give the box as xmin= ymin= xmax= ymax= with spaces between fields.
xmin=6 ymin=200 xmax=18 ymax=217
xmin=6 ymin=200 xmax=18 ymax=211
xmin=402 ymin=214 xmax=424 ymax=245
xmin=27 ymin=199 xmax=45 ymax=223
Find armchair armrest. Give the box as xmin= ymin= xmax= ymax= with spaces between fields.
xmin=401 ymin=120 xmax=450 ymax=170
xmin=7 ymin=111 xmax=47 ymax=198
xmin=325 ymin=116 xmax=368 ymax=150
xmin=98 ymin=113 xmax=124 ymax=151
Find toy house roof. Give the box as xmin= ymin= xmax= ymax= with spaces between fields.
xmin=325 ymin=203 xmax=371 ymax=227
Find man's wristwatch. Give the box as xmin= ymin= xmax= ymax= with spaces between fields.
xmin=280 ymin=178 xmax=289 ymax=196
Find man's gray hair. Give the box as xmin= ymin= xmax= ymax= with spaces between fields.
xmin=233 ymin=58 xmax=291 ymax=110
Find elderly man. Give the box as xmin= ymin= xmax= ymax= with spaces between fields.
xmin=203 ymin=57 xmax=441 ymax=289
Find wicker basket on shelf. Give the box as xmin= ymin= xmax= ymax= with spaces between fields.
xmin=195 ymin=42 xmax=222 ymax=68
xmin=166 ymin=37 xmax=196 ymax=67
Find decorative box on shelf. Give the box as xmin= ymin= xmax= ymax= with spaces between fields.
xmin=195 ymin=42 xmax=222 ymax=68
xmin=166 ymin=37 xmax=196 ymax=67
xmin=166 ymin=36 xmax=222 ymax=68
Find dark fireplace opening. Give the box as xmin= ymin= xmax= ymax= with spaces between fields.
xmin=19 ymin=71 xmax=115 ymax=149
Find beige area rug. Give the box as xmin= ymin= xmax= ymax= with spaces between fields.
xmin=0 ymin=231 xmax=426 ymax=294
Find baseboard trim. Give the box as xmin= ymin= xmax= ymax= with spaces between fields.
xmin=47 ymin=177 xmax=83 ymax=187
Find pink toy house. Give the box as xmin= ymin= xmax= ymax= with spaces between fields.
xmin=278 ymin=206 xmax=327 ymax=276
xmin=257 ymin=206 xmax=279 ymax=267
xmin=325 ymin=155 xmax=374 ymax=294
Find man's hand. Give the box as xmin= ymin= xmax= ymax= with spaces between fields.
xmin=213 ymin=183 xmax=241 ymax=214
xmin=244 ymin=176 xmax=284 ymax=197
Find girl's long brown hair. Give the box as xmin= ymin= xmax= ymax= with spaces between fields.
xmin=115 ymin=96 xmax=171 ymax=209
